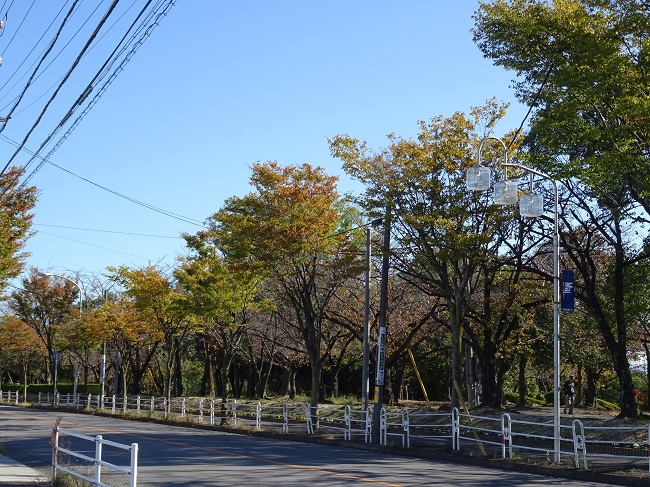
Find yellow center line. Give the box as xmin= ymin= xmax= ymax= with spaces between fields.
xmin=1 ymin=409 xmax=406 ymax=487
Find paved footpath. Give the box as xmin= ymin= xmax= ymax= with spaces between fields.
xmin=0 ymin=453 xmax=48 ymax=485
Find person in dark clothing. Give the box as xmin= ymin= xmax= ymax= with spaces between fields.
xmin=564 ymin=375 xmax=576 ymax=414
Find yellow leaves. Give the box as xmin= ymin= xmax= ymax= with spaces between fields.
xmin=215 ymin=162 xmax=343 ymax=268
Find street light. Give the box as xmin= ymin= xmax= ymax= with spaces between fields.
xmin=467 ymin=136 xmax=561 ymax=462
xmin=42 ymin=272 xmax=84 ymax=403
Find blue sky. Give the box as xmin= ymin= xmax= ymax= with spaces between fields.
xmin=1 ymin=1 xmax=528 ymax=281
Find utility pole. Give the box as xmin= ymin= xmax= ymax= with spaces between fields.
xmin=372 ymin=204 xmax=391 ymax=444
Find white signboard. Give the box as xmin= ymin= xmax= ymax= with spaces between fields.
xmin=375 ymin=327 xmax=387 ymax=386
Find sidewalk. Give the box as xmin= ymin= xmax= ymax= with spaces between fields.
xmin=0 ymin=453 xmax=48 ymax=485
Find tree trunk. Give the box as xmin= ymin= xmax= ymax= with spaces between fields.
xmin=309 ymin=363 xmax=321 ymax=429
xmin=450 ymin=300 xmax=463 ymax=409
xmin=584 ymin=367 xmax=599 ymax=407
xmin=516 ymin=352 xmax=528 ymax=407
xmin=576 ymin=363 xmax=583 ymax=407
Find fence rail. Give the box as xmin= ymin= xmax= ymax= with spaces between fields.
xmin=16 ymin=391 xmax=650 ymax=476
xmin=53 ymin=426 xmax=138 ymax=487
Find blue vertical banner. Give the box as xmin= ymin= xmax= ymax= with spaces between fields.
xmin=562 ymin=269 xmax=575 ymax=312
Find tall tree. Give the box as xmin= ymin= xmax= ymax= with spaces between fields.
xmin=108 ymin=266 xmax=194 ymax=400
xmin=176 ymin=230 xmax=265 ymax=413
xmin=211 ymin=162 xmax=362 ymax=419
xmin=9 ymin=269 xmax=79 ymax=383
xmin=330 ymin=101 xmax=526 ymax=408
xmin=473 ymin=0 xmax=650 ymax=417
xmin=474 ymin=0 xmax=650 ymax=210
xmin=0 ymin=167 xmax=37 ymax=292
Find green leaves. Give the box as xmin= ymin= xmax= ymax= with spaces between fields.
xmin=475 ymin=0 xmax=650 ymax=212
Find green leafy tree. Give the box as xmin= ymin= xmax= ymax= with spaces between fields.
xmin=474 ymin=0 xmax=650 ymax=210
xmin=330 ymin=101 xmax=530 ymax=408
xmin=176 ymin=229 xmax=266 ymax=411
xmin=108 ymin=265 xmax=195 ymax=400
xmin=0 ymin=167 xmax=37 ymax=292
xmin=211 ymin=162 xmax=362 ymax=419
xmin=473 ymin=0 xmax=650 ymax=418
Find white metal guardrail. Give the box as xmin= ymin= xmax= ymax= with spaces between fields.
xmin=53 ymin=426 xmax=138 ymax=487
xmin=0 ymin=390 xmax=19 ymax=405
xmin=27 ymin=392 xmax=650 ymax=475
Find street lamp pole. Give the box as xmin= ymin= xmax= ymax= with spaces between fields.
xmin=467 ymin=136 xmax=561 ymax=462
xmin=43 ymin=273 xmax=84 ymax=404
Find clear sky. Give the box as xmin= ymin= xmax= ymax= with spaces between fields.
xmin=0 ymin=1 xmax=528 ymax=282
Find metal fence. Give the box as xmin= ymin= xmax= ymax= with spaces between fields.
xmin=18 ymin=391 xmax=650 ymax=476
xmin=53 ymin=426 xmax=138 ymax=487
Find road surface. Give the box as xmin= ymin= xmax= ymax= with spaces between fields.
xmin=0 ymin=405 xmax=621 ymax=486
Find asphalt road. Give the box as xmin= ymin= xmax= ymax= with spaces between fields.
xmin=0 ymin=405 xmax=621 ymax=487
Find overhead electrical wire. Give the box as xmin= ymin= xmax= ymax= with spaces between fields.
xmin=0 ymin=0 xmax=120 ymax=176
xmin=34 ymin=223 xmax=184 ymax=239
xmin=0 ymin=132 xmax=205 ymax=227
xmin=0 ymin=0 xmax=33 ymax=55
xmin=19 ymin=0 xmax=165 ymax=181
xmin=0 ymin=1 xmax=73 ymax=107
xmin=36 ymin=230 xmax=152 ymax=260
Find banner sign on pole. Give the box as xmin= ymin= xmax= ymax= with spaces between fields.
xmin=375 ymin=327 xmax=387 ymax=386
xmin=562 ymin=269 xmax=575 ymax=312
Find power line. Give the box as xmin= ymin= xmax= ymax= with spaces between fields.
xmin=36 ymin=230 xmax=154 ymax=261
xmin=0 ymin=132 xmax=206 ymax=227
xmin=34 ymin=223 xmax=184 ymax=239
xmin=0 ymin=0 xmax=119 ymax=175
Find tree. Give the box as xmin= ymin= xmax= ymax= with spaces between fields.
xmin=473 ymin=0 xmax=650 ymax=418
xmin=474 ymin=0 xmax=650 ymax=211
xmin=108 ymin=265 xmax=194 ymax=400
xmin=0 ymin=315 xmax=44 ymax=397
xmin=0 ymin=167 xmax=37 ymax=292
xmin=211 ymin=162 xmax=363 ymax=420
xmin=330 ymin=101 xmax=527 ymax=408
xmin=9 ymin=269 xmax=79 ymax=384
xmin=175 ymin=229 xmax=266 ymax=415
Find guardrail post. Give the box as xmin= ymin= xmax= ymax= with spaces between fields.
xmin=380 ymin=408 xmax=387 ymax=445
xmin=501 ymin=413 xmax=512 ymax=458
xmin=344 ymin=405 xmax=351 ymax=440
xmin=256 ymin=402 xmax=261 ymax=430
xmin=130 ymin=443 xmax=138 ymax=487
xmin=402 ymin=408 xmax=410 ymax=448
xmin=283 ymin=403 xmax=289 ymax=433
xmin=150 ymin=396 xmax=155 ymax=413
xmin=123 ymin=395 xmax=128 ymax=412
xmin=232 ymin=400 xmax=238 ymax=425
xmin=572 ymin=419 xmax=587 ymax=469
xmin=52 ymin=425 xmax=60 ymax=482
xmin=136 ymin=395 xmax=141 ymax=411
xmin=452 ymin=408 xmax=460 ymax=450
xmin=305 ymin=402 xmax=313 ymax=434
xmin=365 ymin=406 xmax=372 ymax=443
xmin=95 ymin=434 xmax=103 ymax=484
xmin=210 ymin=399 xmax=215 ymax=425
xmin=182 ymin=397 xmax=186 ymax=417
xmin=111 ymin=395 xmax=116 ymax=413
